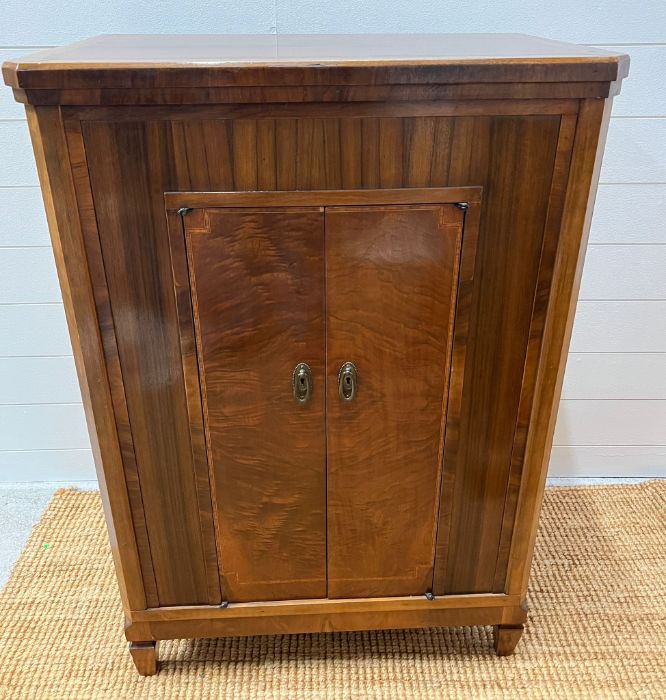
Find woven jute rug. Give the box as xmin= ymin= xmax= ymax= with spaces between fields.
xmin=0 ymin=483 xmax=664 ymax=699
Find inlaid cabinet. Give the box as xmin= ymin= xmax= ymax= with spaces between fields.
xmin=3 ymin=33 xmax=627 ymax=675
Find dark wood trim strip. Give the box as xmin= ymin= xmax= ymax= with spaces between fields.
xmin=64 ymin=99 xmax=579 ymax=123
xmin=165 ymin=187 xmax=482 ymax=211
xmin=12 ymin=82 xmax=615 ymax=107
xmin=5 ymin=57 xmax=626 ymax=90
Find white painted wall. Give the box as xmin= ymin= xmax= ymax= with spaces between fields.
xmin=1 ymin=1 xmax=665 ymax=481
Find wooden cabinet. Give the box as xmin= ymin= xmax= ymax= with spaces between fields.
xmin=3 ymin=33 xmax=628 ymax=675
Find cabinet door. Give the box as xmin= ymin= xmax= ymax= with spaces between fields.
xmin=326 ymin=204 xmax=465 ymax=598
xmin=181 ymin=207 xmax=327 ymax=602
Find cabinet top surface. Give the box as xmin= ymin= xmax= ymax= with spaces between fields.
xmin=6 ymin=33 xmax=623 ymax=65
xmin=3 ymin=33 xmax=628 ymax=92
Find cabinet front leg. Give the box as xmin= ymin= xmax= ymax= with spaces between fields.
xmin=129 ymin=640 xmax=159 ymax=676
xmin=493 ymin=624 xmax=524 ymax=656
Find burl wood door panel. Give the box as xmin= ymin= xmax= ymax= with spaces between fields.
xmin=181 ymin=208 xmax=327 ymax=602
xmin=326 ymin=204 xmax=465 ymax=598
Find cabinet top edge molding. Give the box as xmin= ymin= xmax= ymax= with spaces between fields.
xmin=3 ymin=33 xmax=628 ymax=94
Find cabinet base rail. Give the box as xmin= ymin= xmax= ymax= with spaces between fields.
xmin=125 ymin=596 xmax=526 ymax=675
xmin=125 ymin=594 xmax=527 ymax=638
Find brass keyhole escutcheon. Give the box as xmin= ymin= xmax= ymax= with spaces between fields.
xmin=338 ymin=362 xmax=358 ymax=402
xmin=292 ymin=363 xmax=312 ymax=404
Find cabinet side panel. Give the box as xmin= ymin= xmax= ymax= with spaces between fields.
xmin=82 ymin=121 xmax=220 ymax=606
xmin=26 ymin=107 xmax=147 ymax=612
xmin=506 ymin=99 xmax=613 ymax=596
xmin=492 ymin=114 xmax=578 ymax=590
xmin=65 ymin=118 xmax=161 ymax=606
xmin=434 ymin=115 xmax=562 ymax=594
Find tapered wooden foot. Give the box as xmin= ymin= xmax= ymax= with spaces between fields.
xmin=129 ymin=640 xmax=159 ymax=676
xmin=493 ymin=624 xmax=524 ymax=656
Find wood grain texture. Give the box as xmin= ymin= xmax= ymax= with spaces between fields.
xmin=81 ymin=120 xmax=220 ymax=607
xmin=128 ymin=641 xmax=159 ymax=676
xmin=165 ymin=187 xmax=481 ymax=210
xmin=167 ymin=189 xmax=477 ymax=602
xmin=3 ymin=34 xmax=628 ymax=92
xmin=79 ymin=111 xmax=566 ymax=600
xmin=25 ymin=106 xmax=147 ymax=612
xmin=182 ymin=207 xmax=327 ymax=603
xmin=64 ymin=118 xmax=159 ymax=607
xmin=125 ymin=600 xmax=527 ymax=642
xmin=326 ymin=204 xmax=464 ymax=598
xmin=430 ymin=199 xmax=481 ymax=590
xmin=433 ymin=114 xmax=562 ymax=594
xmin=67 ymin=99 xmax=579 ymax=123
xmin=164 ymin=208 xmax=221 ymax=604
xmin=11 ymin=82 xmax=620 ymax=108
xmin=130 ymin=592 xmax=520 ymax=621
xmin=492 ymin=113 xmax=578 ymax=591
xmin=506 ymin=98 xmax=614 ymax=596
xmin=493 ymin=624 xmax=524 ymax=656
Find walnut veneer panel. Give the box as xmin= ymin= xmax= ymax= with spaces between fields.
xmin=326 ymin=204 xmax=464 ymax=598
xmin=434 ymin=115 xmax=562 ymax=593
xmin=82 ymin=121 xmax=220 ymax=607
xmin=182 ymin=208 xmax=327 ymax=603
xmin=80 ymin=112 xmax=561 ymax=601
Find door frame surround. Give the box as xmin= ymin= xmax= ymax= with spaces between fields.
xmin=164 ymin=186 xmax=483 ymax=606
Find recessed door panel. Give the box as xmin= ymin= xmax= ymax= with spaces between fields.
xmin=326 ymin=204 xmax=465 ymax=598
xmin=183 ymin=207 xmax=327 ymax=602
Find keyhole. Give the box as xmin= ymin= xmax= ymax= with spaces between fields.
xmin=293 ymin=363 xmax=311 ymax=404
xmin=338 ymin=362 xmax=357 ymax=401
